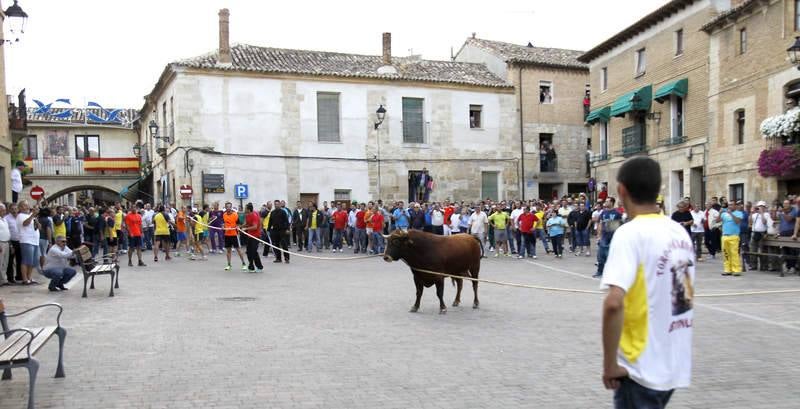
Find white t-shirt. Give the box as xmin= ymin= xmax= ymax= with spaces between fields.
xmin=510 ymin=208 xmax=523 ymax=229
xmin=431 ymin=210 xmax=444 ymax=227
xmin=690 ymin=210 xmax=705 ymax=233
xmin=142 ymin=209 xmax=155 ymax=228
xmin=10 ymin=168 xmax=22 ymax=193
xmin=469 ymin=211 xmax=488 ymax=235
xmin=16 ymin=212 xmax=40 ymax=245
xmin=601 ymin=214 xmax=694 ymax=391
xmin=449 ymin=213 xmax=461 ymax=232
xmin=750 ymin=211 xmax=773 ymax=233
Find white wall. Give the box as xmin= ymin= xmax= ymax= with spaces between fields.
xmin=27 ymin=124 xmax=138 ymax=158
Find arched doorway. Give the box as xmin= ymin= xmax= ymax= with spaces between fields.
xmin=44 ymin=185 xmax=120 ymax=207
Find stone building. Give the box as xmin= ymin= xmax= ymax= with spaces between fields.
xmin=0 ymin=3 xmax=14 ymax=202
xmin=19 ymin=108 xmax=141 ymax=205
xmin=141 ymin=10 xmax=517 ymax=207
xmin=578 ymin=0 xmax=725 ymax=209
xmin=456 ymin=37 xmax=590 ymax=199
xmin=702 ymin=0 xmax=800 ymax=201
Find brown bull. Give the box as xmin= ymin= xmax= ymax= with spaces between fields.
xmin=383 ymin=230 xmax=481 ymax=314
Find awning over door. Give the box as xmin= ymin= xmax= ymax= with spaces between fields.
xmin=586 ymin=106 xmax=611 ymax=124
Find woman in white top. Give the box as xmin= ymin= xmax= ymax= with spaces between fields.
xmin=16 ymin=200 xmax=40 ymax=284
xmin=749 ymin=201 xmax=774 ymax=270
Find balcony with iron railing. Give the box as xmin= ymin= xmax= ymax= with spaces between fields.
xmin=23 ymin=157 xmax=140 ymax=177
xmin=617 ymin=124 xmax=648 ymax=157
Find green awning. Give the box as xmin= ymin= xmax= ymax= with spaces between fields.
xmin=586 ymin=106 xmax=611 ymax=124
xmin=610 ymin=85 xmax=652 ymax=117
xmin=654 ymin=78 xmax=688 ymax=103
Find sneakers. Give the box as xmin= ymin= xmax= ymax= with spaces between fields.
xmin=489 ymin=247 xmax=495 ymax=252
xmin=190 ymin=255 xmax=196 ymax=261
xmin=138 ymin=261 xmax=147 ymax=267
xmin=128 ymin=261 xmax=134 ymax=267
xmin=494 ymin=253 xmax=499 ymax=258
xmin=517 ymin=255 xmax=523 ymax=259
xmin=202 ymin=256 xmax=208 ymax=261
xmin=256 ymin=268 xmax=263 ymax=273
xmin=241 ymin=264 xmax=248 ymax=271
xmin=332 ymin=249 xmax=336 ymax=253
xmin=721 ymin=272 xmax=732 ymax=276
xmin=224 ymin=265 xmax=231 ymax=271
xmin=585 ymin=252 xmax=591 ymax=257
xmin=176 ymin=252 xmax=182 ymax=257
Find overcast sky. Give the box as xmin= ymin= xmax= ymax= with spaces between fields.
xmin=4 ymin=0 xmax=668 ymax=108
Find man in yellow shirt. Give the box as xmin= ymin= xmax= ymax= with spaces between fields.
xmin=114 ymin=203 xmax=127 ymax=255
xmin=534 ymin=207 xmax=550 ymax=254
xmin=152 ymin=205 xmax=172 ymax=262
xmin=488 ymin=208 xmax=511 ymax=257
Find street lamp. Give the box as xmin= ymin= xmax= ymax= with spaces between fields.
xmin=374 ymin=104 xmax=386 ymax=130
xmin=148 ymin=119 xmax=173 ymax=144
xmin=788 ymin=36 xmax=800 ymax=70
xmin=3 ymin=0 xmax=28 ymax=44
xmin=132 ymin=142 xmax=142 ymax=158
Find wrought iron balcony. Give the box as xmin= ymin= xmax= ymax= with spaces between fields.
xmin=619 ymin=124 xmax=647 ymax=156
xmin=24 ymin=158 xmax=139 ymax=176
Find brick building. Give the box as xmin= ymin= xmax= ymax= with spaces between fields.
xmin=702 ymin=0 xmax=800 ymax=201
xmin=456 ymin=37 xmax=590 ymax=199
xmin=578 ymin=0 xmax=720 ymax=209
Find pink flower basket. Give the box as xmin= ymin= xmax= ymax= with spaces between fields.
xmin=758 ymin=146 xmax=800 ymax=177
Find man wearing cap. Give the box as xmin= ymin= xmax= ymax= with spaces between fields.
xmin=750 ymin=201 xmax=772 ymax=270
xmin=10 ymin=161 xmax=24 ymax=204
xmin=42 ymin=236 xmax=77 ymax=291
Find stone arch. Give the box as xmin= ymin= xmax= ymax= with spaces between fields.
xmin=45 ymin=185 xmax=120 ymax=204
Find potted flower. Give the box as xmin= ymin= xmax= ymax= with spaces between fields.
xmin=757 ymin=145 xmax=800 ymax=177
xmin=761 ymin=107 xmax=800 ymax=142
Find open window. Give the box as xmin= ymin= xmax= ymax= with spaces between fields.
xmin=469 ymin=104 xmax=482 ymax=129
xmin=539 ymin=81 xmax=553 ymax=104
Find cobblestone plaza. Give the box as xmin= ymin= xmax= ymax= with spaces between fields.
xmin=1 ymin=249 xmax=798 ymax=408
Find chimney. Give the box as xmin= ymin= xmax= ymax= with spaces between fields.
xmin=382 ymin=32 xmax=392 ymax=65
xmin=218 ymin=9 xmax=232 ymax=65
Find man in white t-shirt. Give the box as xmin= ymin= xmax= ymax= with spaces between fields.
xmin=468 ymin=208 xmax=488 ymax=257
xmin=601 ymin=157 xmax=694 ymax=408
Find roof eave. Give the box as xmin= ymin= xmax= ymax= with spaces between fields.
xmin=578 ymin=0 xmax=699 ymax=63
xmin=507 ymin=59 xmax=588 ymax=71
xmin=140 ymin=63 xmax=180 ymax=115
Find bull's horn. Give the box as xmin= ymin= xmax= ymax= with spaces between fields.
xmin=382 ymin=234 xmax=390 ymax=238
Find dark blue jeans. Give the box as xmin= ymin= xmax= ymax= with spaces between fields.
xmin=550 ymin=235 xmax=564 ymax=256
xmin=519 ymin=232 xmax=535 ymax=257
xmin=597 ymin=241 xmax=610 ymax=276
xmin=43 ymin=267 xmax=77 ymax=290
xmin=614 ymin=377 xmax=673 ymax=409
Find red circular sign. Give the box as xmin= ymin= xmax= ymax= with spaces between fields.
xmin=30 ymin=185 xmax=45 ymax=200
xmin=179 ymin=184 xmax=193 ymax=199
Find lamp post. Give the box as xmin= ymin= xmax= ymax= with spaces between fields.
xmin=132 ymin=142 xmax=142 ymax=158
xmin=3 ymin=0 xmax=28 ymax=44
xmin=788 ymin=36 xmax=800 ymax=70
xmin=374 ymin=105 xmax=387 ymax=200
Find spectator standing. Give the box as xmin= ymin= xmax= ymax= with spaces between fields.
xmin=10 ymin=161 xmax=24 ymax=204
xmin=5 ymin=203 xmax=20 ymax=283
xmin=306 ymin=203 xmax=323 ymax=252
xmin=488 ymin=207 xmax=511 ymax=257
xmin=574 ymin=202 xmax=592 ymax=257
xmin=209 ymin=203 xmax=224 ymax=254
xmin=517 ymin=206 xmax=537 ymax=259
xmin=124 ymin=207 xmax=146 ymax=267
xmin=371 ymin=210 xmax=385 ymax=254
xmin=392 ymin=202 xmax=410 ymax=232
xmin=594 ymin=198 xmax=622 ymax=278
xmin=430 ymin=204 xmax=444 ymax=236
xmin=689 ymin=204 xmax=706 ymax=262
xmin=719 ymin=202 xmax=744 ymax=276
xmin=142 ymin=203 xmax=155 ymax=251
xmin=703 ymin=201 xmax=721 ymax=259
xmin=268 ymin=200 xmax=291 ymax=263
xmin=469 ymin=206 xmax=488 ymax=257
xmin=750 ymin=201 xmax=772 ymax=270
xmin=152 ymin=205 xmax=172 ymax=262
xmin=354 ymin=203 xmax=367 ymax=253
xmin=671 ymin=201 xmax=693 ymax=239
xmin=739 ymin=201 xmax=752 ymax=262
xmin=0 ymin=204 xmax=10 ymax=286
xmin=780 ymin=199 xmax=798 ymax=274
xmin=332 ymin=203 xmax=348 ymax=252
xmin=546 ymin=211 xmax=567 ymax=258
xmin=222 ymin=202 xmax=247 ymax=270
xmin=242 ymin=203 xmax=263 ymax=273
xmin=16 ymin=200 xmax=39 ymax=285
xmin=534 ymin=206 xmax=550 ymax=254
xmin=600 ymin=157 xmax=694 ymax=408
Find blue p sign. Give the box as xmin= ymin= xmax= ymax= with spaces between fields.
xmin=234 ymin=183 xmax=248 ymax=199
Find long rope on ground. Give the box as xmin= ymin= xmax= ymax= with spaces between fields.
xmin=189 ymin=216 xmax=800 ymax=297
xmin=190 ymin=217 xmax=381 ymax=261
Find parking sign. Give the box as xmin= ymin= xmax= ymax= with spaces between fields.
xmin=234 ymin=183 xmax=249 ymax=199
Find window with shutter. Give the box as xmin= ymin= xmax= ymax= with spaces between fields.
xmin=402 ymin=97 xmax=425 ymax=144
xmin=317 ymin=92 xmax=341 ymax=142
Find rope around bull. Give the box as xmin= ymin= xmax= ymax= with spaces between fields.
xmin=188 ymin=216 xmax=800 ymax=297
xmin=191 ymin=217 xmax=382 ymax=261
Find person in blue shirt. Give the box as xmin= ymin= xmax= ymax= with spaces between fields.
xmin=546 ymin=213 xmax=568 ymax=258
xmin=594 ymin=198 xmax=622 ymax=278
xmin=719 ymin=202 xmax=744 ymax=276
xmin=392 ymin=202 xmax=410 ymax=232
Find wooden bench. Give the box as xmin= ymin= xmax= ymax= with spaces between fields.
xmin=743 ymin=236 xmax=800 ymax=277
xmin=0 ymin=301 xmax=66 ymax=409
xmin=73 ymin=246 xmax=119 ymax=298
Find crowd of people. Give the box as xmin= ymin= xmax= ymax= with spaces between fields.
xmin=1 ymin=183 xmax=799 ymax=293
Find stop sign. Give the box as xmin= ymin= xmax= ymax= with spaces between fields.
xmin=179 ymin=184 xmax=193 ymax=199
xmin=30 ymin=185 xmax=45 ymax=201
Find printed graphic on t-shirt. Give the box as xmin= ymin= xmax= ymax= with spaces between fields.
xmin=671 ymin=259 xmax=694 ymax=316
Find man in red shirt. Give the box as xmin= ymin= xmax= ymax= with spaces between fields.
xmin=371 ymin=210 xmax=385 ymax=254
xmin=355 ymin=203 xmax=367 ymax=254
xmin=443 ymin=202 xmax=455 ymax=235
xmin=242 ymin=202 xmax=263 ymax=272
xmin=332 ymin=202 xmax=348 ymax=253
xmin=124 ymin=207 xmax=147 ymax=267
xmin=517 ymin=206 xmax=538 ymax=259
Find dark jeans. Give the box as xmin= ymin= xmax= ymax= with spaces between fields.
xmin=245 ymin=235 xmax=263 ymax=270
xmin=597 ymin=241 xmax=610 ymax=276
xmin=270 ymin=230 xmax=290 ymax=261
xmin=293 ymin=227 xmax=306 ymax=250
xmin=613 ymin=377 xmax=674 ymax=409
xmin=519 ymin=232 xmax=535 ymax=257
xmin=704 ymin=228 xmax=721 ymax=256
xmin=569 ymin=227 xmax=577 ymax=251
xmin=432 ymin=225 xmax=444 ymax=235
xmin=42 ymin=267 xmax=77 ymax=290
xmin=780 ymin=231 xmax=797 ymax=270
xmin=333 ymin=228 xmax=345 ymax=250
xmin=691 ymin=232 xmax=703 ymax=260
xmin=143 ymin=227 xmax=154 ymax=250
xmin=550 ymin=234 xmax=564 ymax=256
xmin=7 ymin=240 xmax=20 ymax=282
xmin=211 ymin=228 xmax=224 ymax=251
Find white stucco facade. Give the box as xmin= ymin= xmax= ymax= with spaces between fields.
xmin=143 ymin=69 xmax=518 ymax=206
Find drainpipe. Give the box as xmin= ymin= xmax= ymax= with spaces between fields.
xmin=518 ymin=66 xmax=525 ymax=199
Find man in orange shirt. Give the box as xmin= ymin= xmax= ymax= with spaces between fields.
xmin=222 ymin=202 xmax=247 ymax=271
xmin=176 ymin=206 xmax=190 ymax=257
xmin=364 ymin=202 xmax=375 ymax=254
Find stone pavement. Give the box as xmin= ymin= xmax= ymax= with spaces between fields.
xmin=0 ymin=243 xmax=798 ymax=408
